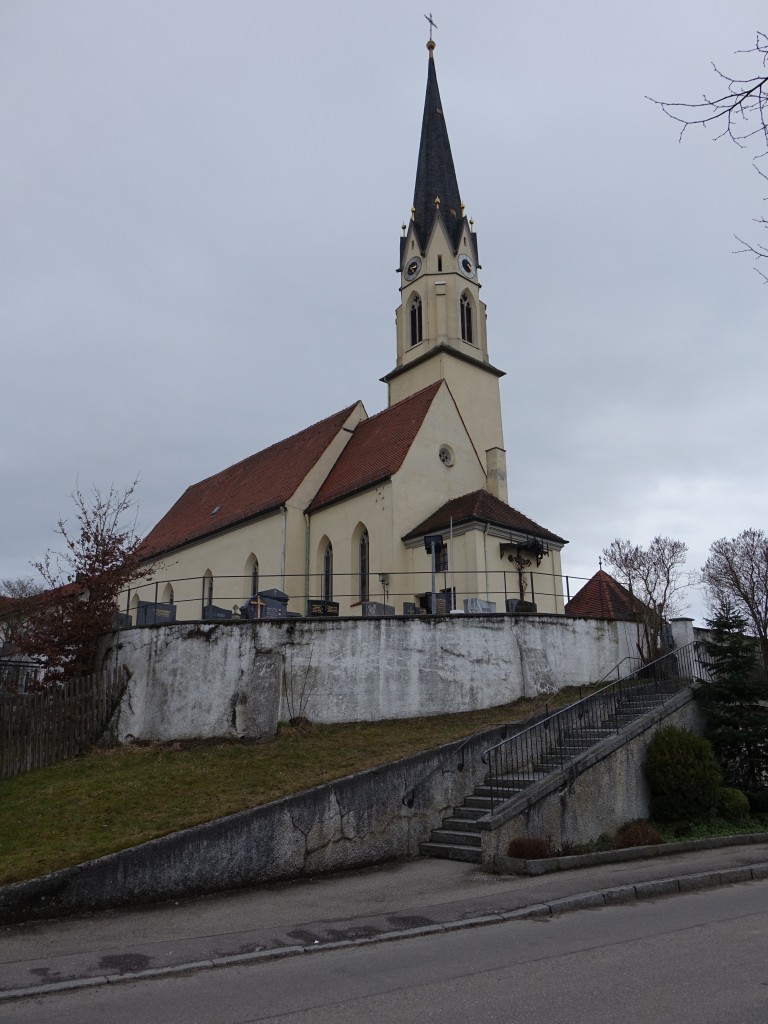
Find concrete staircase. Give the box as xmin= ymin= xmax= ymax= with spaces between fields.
xmin=420 ymin=689 xmax=668 ymax=863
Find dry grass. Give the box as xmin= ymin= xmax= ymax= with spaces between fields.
xmin=0 ymin=685 xmax=593 ymax=885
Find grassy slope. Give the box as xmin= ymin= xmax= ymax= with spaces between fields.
xmin=0 ymin=688 xmax=591 ymax=886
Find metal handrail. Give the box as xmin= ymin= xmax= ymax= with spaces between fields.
xmin=400 ymin=686 xmax=594 ymax=808
xmin=480 ymin=641 xmax=706 ymax=814
xmin=401 ymin=726 xmax=506 ymax=808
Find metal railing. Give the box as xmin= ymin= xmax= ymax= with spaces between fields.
xmin=399 ymin=686 xmax=597 ymax=809
xmin=120 ymin=567 xmax=592 ymax=625
xmin=480 ymin=641 xmax=706 ymax=814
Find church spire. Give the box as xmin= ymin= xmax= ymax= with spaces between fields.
xmin=412 ymin=40 xmax=463 ymax=252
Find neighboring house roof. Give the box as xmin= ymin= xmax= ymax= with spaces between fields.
xmin=308 ymin=382 xmax=443 ymax=512
xmin=402 ymin=489 xmax=567 ymax=544
xmin=564 ymin=569 xmax=643 ymax=620
xmin=139 ymin=403 xmax=360 ymax=560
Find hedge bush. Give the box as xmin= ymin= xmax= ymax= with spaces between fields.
xmin=645 ymin=726 xmax=722 ymax=822
xmin=716 ymin=787 xmax=751 ymax=821
xmin=507 ymin=836 xmax=552 ymax=860
xmin=613 ymin=820 xmax=664 ymax=849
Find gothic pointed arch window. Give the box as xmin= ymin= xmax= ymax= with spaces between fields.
xmin=409 ymin=293 xmax=423 ymax=347
xmin=358 ymin=528 xmax=369 ymax=603
xmin=202 ymin=570 xmax=214 ymax=615
xmin=322 ymin=542 xmax=333 ymax=602
xmin=161 ymin=583 xmax=175 ymax=605
xmin=460 ymin=292 xmax=474 ymax=345
xmin=244 ymin=553 xmax=259 ymax=598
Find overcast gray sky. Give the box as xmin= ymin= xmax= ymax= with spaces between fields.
xmin=1 ymin=0 xmax=765 ymax=623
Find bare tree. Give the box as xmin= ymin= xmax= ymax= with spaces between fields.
xmin=13 ymin=481 xmax=152 ymax=682
xmin=602 ymin=536 xmax=691 ymax=661
xmin=650 ymin=31 xmax=768 ymax=280
xmin=702 ymin=529 xmax=768 ymax=674
xmin=0 ymin=577 xmax=44 ymax=650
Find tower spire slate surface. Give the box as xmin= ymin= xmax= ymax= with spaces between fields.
xmin=412 ymin=41 xmax=463 ymax=251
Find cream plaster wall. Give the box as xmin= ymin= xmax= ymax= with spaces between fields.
xmin=125 ymin=511 xmax=291 ymax=619
xmin=308 ymin=484 xmax=394 ymax=615
xmin=388 ymin=356 xmax=505 ymax=476
xmin=397 ymin=218 xmax=487 ymax=364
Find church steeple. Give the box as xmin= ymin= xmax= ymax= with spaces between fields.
xmin=384 ymin=36 xmax=508 ymax=504
xmin=412 ymin=40 xmax=463 ymax=252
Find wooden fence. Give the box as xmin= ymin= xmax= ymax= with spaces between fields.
xmin=0 ymin=668 xmax=126 ymax=780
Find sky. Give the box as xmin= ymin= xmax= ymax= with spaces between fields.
xmin=1 ymin=0 xmax=766 ymax=625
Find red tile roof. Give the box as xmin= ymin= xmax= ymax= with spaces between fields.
xmin=308 ymin=382 xmax=443 ymax=511
xmin=564 ymin=569 xmax=643 ymax=620
xmin=140 ymin=404 xmax=360 ymax=559
xmin=402 ymin=489 xmax=566 ymax=544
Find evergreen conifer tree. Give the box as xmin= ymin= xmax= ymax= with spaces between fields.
xmin=697 ymin=607 xmax=768 ymax=792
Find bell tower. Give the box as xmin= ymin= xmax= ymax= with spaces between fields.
xmin=382 ymin=37 xmax=508 ymax=501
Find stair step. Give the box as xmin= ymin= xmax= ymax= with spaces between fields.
xmin=473 ymin=783 xmax=528 ymax=799
xmin=463 ymin=795 xmax=494 ymax=809
xmin=420 ymin=842 xmax=483 ymax=864
xmin=429 ymin=829 xmax=482 ymax=848
xmin=451 ymin=806 xmax=486 ymax=820
xmin=441 ymin=817 xmax=484 ymax=833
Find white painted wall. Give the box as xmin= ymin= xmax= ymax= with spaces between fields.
xmin=102 ymin=614 xmax=637 ymax=743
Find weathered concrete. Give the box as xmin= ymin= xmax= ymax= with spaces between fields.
xmin=493 ymin=832 xmax=768 ymax=876
xmin=0 ymin=722 xmax=510 ymax=924
xmin=101 ymin=614 xmax=639 ymax=742
xmin=478 ymin=691 xmax=705 ymax=861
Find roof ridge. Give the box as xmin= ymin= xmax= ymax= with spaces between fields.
xmin=307 ymin=383 xmax=444 ymax=513
xmin=363 ymin=380 xmax=442 ymax=423
xmin=185 ymin=401 xmax=361 ymax=489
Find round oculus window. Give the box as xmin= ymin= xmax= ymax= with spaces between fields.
xmin=438 ymin=445 xmax=455 ymax=467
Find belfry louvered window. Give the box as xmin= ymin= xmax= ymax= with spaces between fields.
xmin=460 ymin=293 xmax=473 ymax=345
xmin=409 ymin=294 xmax=423 ymax=347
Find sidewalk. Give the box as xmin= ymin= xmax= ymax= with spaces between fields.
xmin=1 ymin=839 xmax=767 ymax=1002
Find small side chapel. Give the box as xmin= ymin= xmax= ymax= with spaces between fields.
xmin=132 ymin=39 xmax=567 ymax=620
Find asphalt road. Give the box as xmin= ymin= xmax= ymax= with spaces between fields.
xmin=6 ymin=878 xmax=768 ymax=1023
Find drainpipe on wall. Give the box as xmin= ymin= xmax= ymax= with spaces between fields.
xmin=304 ymin=512 xmax=311 ymax=617
xmin=280 ymin=505 xmax=287 ymax=592
xmin=483 ymin=523 xmax=490 ymax=601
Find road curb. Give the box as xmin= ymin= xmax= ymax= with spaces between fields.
xmin=2 ymin=862 xmax=767 ymax=1004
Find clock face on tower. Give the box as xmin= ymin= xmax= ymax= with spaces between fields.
xmin=457 ymin=253 xmax=475 ymax=279
xmin=404 ymin=256 xmax=422 ymax=282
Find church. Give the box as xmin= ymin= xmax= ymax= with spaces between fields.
xmin=130 ymin=38 xmax=567 ymax=621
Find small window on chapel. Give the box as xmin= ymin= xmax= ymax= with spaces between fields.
xmin=437 ymin=255 xmax=443 ymax=271
xmin=460 ymin=293 xmax=474 ymax=345
xmin=409 ymin=294 xmax=423 ymax=347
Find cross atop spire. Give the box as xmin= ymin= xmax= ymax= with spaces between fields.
xmin=424 ymin=12 xmax=438 ymax=42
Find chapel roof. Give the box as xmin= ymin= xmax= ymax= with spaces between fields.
xmin=402 ymin=489 xmax=567 ymax=545
xmin=412 ymin=43 xmax=464 ymax=251
xmin=564 ymin=569 xmax=643 ymax=620
xmin=139 ymin=403 xmax=360 ymax=559
xmin=307 ymin=381 xmax=443 ymax=511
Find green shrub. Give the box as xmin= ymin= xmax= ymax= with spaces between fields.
xmin=645 ymin=726 xmax=722 ymax=822
xmin=507 ymin=836 xmax=552 ymax=860
xmin=716 ymin=787 xmax=751 ymax=821
xmin=745 ymin=790 xmax=768 ymax=814
xmin=613 ymin=820 xmax=664 ymax=849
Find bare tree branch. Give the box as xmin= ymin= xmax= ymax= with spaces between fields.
xmin=649 ymin=31 xmax=768 ymax=274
